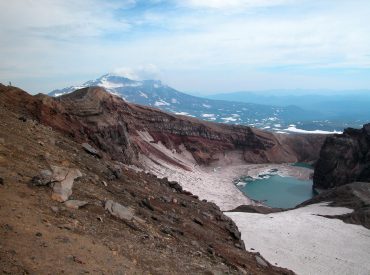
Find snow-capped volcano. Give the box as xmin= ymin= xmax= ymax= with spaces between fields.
xmin=49 ymin=74 xmax=329 ymax=133
xmin=50 ymin=74 xmax=151 ymax=96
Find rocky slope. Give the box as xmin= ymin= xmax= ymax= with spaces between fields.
xmin=299 ymin=182 xmax=370 ymax=229
xmin=313 ymin=124 xmax=370 ymax=189
xmin=0 ymin=85 xmax=295 ymax=274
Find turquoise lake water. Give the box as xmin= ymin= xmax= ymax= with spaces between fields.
xmin=290 ymin=162 xmax=314 ymax=169
xmin=236 ymin=173 xmax=314 ymax=209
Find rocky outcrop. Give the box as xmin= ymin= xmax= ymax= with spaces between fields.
xmin=31 ymin=166 xmax=82 ymax=202
xmin=299 ymin=182 xmax=370 ymax=229
xmin=313 ymin=124 xmax=370 ymax=189
xmin=51 ymin=167 xmax=82 ymax=202
xmin=129 ymin=104 xmax=325 ymax=164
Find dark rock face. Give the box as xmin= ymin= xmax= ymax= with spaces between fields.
xmin=313 ymin=124 xmax=370 ymax=189
xmin=299 ymin=182 xmax=370 ymax=229
xmin=227 ymin=205 xmax=283 ymax=214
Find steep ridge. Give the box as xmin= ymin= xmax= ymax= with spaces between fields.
xmin=33 ymin=86 xmax=324 ymax=165
xmin=1 ymin=84 xmax=326 ymax=170
xmin=0 ymin=86 xmax=298 ymax=273
xmin=313 ymin=124 xmax=370 ymax=189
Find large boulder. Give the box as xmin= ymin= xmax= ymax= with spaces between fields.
xmin=104 ymin=200 xmax=135 ymax=221
xmin=50 ymin=166 xmax=82 ymax=202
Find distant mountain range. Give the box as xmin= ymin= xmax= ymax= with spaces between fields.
xmin=49 ymin=74 xmax=366 ymax=133
xmin=209 ymin=91 xmax=370 ymax=123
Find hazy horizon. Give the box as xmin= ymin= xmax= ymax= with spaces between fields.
xmin=1 ymin=1 xmax=370 ymax=94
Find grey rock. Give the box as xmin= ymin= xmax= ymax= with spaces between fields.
xmin=168 ymin=181 xmax=182 ymax=192
xmin=51 ymin=206 xmax=60 ymax=213
xmin=161 ymin=226 xmax=172 ymax=235
xmin=105 ymin=200 xmax=135 ymax=221
xmin=202 ymin=212 xmax=214 ymax=220
xmin=82 ymin=143 xmax=102 ymax=158
xmin=50 ymin=166 xmax=82 ymax=202
xmin=106 ymin=164 xmax=122 ymax=180
xmin=64 ymin=200 xmax=88 ymax=209
xmin=255 ymin=255 xmax=268 ymax=267
xmin=160 ymin=196 xmax=171 ymax=203
xmin=31 ymin=169 xmax=52 ymax=186
xmin=207 ymin=247 xmax=215 ymax=255
xmin=234 ymin=243 xmax=242 ymax=249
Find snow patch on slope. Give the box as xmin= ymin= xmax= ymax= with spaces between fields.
xmin=285 ymin=126 xmax=342 ymax=134
xmin=154 ymin=100 xmax=170 ymax=106
xmin=221 ymin=117 xmax=237 ymax=122
xmin=226 ymin=203 xmax=370 ymax=275
xmin=139 ymin=91 xmax=148 ymax=98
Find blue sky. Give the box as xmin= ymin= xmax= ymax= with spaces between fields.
xmin=1 ymin=0 xmax=370 ymax=94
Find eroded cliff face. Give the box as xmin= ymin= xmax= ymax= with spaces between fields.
xmin=313 ymin=124 xmax=370 ymax=189
xmin=0 ymin=85 xmax=325 ymax=168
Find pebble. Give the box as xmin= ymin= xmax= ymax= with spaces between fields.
xmin=255 ymin=255 xmax=268 ymax=267
xmin=161 ymin=227 xmax=172 ymax=235
xmin=82 ymin=143 xmax=102 ymax=159
xmin=18 ymin=116 xmax=27 ymax=122
xmin=51 ymin=206 xmax=60 ymax=213
xmin=64 ymin=200 xmax=89 ymax=210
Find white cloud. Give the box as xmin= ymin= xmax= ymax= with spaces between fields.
xmin=182 ymin=0 xmax=295 ymax=10
xmin=0 ymin=0 xmax=133 ymax=40
xmin=1 ymin=0 xmax=370 ymax=93
xmin=113 ymin=64 xmax=161 ymax=80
